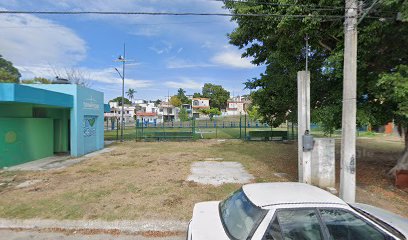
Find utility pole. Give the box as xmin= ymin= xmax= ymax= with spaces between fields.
xmin=340 ymin=0 xmax=358 ymax=203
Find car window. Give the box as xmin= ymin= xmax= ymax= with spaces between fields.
xmin=262 ymin=217 xmax=283 ymax=240
xmin=268 ymin=209 xmax=324 ymax=240
xmin=219 ymin=189 xmax=266 ymax=240
xmin=319 ymin=209 xmax=390 ymax=240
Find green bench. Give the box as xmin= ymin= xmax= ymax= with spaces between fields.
xmin=141 ymin=131 xmax=194 ymax=141
xmin=248 ymin=131 xmax=288 ymax=141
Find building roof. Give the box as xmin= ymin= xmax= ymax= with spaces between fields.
xmin=243 ymin=182 xmax=345 ymax=207
xmin=136 ymin=112 xmax=157 ymax=117
xmin=0 ymin=83 xmax=73 ymax=108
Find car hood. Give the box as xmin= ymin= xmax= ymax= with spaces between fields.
xmin=351 ymin=203 xmax=408 ymax=237
xmin=190 ymin=201 xmax=230 ymax=240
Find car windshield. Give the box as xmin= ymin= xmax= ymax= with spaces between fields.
xmin=219 ymin=188 xmax=266 ymax=240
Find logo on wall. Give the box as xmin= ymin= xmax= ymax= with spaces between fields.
xmin=83 ymin=95 xmax=100 ymax=110
xmin=83 ymin=115 xmax=97 ymax=137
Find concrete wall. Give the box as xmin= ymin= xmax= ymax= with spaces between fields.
xmin=0 ymin=118 xmax=53 ymax=168
xmin=311 ymin=138 xmax=335 ymax=188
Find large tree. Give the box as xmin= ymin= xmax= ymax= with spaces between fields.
xmin=201 ymin=83 xmax=230 ymax=110
xmin=109 ymin=96 xmax=131 ymax=106
xmin=224 ymin=0 xmax=408 ymax=172
xmin=126 ymin=88 xmax=136 ymax=104
xmin=0 ymin=55 xmax=21 ymax=83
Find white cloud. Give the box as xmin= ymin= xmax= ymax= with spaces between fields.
xmin=149 ymin=41 xmax=173 ymax=54
xmin=165 ymin=78 xmax=203 ymax=90
xmin=211 ymin=50 xmax=255 ymax=69
xmin=0 ymin=13 xmax=86 ymax=67
xmin=166 ymin=58 xmax=215 ymax=69
xmin=18 ymin=65 xmax=153 ymax=89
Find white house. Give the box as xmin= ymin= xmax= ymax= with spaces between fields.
xmin=192 ymin=98 xmax=210 ymax=118
xmin=158 ymin=102 xmax=179 ymax=122
xmin=105 ymin=102 xmax=136 ymax=123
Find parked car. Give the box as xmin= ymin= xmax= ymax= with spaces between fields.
xmin=187 ymin=182 xmax=408 ymax=240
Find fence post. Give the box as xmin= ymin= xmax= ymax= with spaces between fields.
xmin=216 ymin=123 xmax=218 ymax=139
xmin=244 ymin=114 xmax=247 ymax=140
xmin=116 ymin=118 xmax=119 ymax=141
xmin=239 ymin=113 xmax=242 ymax=139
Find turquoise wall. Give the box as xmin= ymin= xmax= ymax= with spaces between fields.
xmin=31 ymin=85 xmax=104 ymax=156
xmin=0 ymin=118 xmax=54 ymax=168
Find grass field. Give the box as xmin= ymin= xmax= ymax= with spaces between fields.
xmin=0 ymin=137 xmax=407 ymax=221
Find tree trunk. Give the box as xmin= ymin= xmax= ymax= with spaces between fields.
xmin=390 ymin=127 xmax=408 ymax=176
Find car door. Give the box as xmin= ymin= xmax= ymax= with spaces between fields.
xmin=261 ymin=208 xmax=326 ymax=240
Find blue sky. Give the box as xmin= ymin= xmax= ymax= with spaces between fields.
xmin=0 ymin=0 xmax=265 ymax=102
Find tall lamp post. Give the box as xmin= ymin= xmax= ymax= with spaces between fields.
xmin=115 ymin=43 xmax=126 ymax=142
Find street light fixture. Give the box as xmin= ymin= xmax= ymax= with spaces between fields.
xmin=114 ymin=44 xmax=126 ymax=142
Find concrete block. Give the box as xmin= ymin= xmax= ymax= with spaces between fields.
xmin=312 ymin=138 xmax=335 ymax=188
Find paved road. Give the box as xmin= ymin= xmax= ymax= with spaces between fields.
xmin=0 ymin=229 xmax=186 ymax=240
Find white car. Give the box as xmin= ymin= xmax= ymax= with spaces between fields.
xmin=187 ymin=182 xmax=408 ymax=240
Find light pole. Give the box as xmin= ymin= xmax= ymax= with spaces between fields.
xmin=115 ymin=43 xmax=126 ymax=142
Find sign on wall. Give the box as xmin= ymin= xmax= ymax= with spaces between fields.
xmin=83 ymin=115 xmax=97 ymax=137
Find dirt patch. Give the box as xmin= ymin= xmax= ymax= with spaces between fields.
xmin=187 ymin=161 xmax=254 ymax=186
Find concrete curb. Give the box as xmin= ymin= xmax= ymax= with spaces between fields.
xmin=0 ymin=219 xmax=188 ymax=233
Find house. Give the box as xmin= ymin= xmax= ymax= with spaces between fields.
xmin=136 ymin=112 xmax=160 ymax=126
xmin=158 ymin=102 xmax=179 ymax=122
xmin=106 ymin=102 xmax=136 ymax=123
xmin=224 ymin=96 xmax=251 ymax=116
xmin=192 ymin=98 xmax=210 ymax=118
xmin=0 ymin=84 xmax=105 ymax=168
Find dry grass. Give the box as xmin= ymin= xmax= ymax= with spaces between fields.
xmin=0 ymin=137 xmax=407 ymax=221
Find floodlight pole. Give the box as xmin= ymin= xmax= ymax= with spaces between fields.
xmin=114 ymin=43 xmax=126 ymax=142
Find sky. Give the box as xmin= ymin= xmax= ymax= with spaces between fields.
xmin=0 ymin=0 xmax=266 ymax=102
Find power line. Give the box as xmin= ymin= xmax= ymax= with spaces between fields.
xmin=210 ymin=0 xmax=347 ymax=10
xmin=0 ymin=10 xmax=392 ymax=21
xmin=0 ymin=10 xmax=346 ymax=19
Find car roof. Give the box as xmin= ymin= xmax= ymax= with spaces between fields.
xmin=242 ymin=182 xmax=346 ymax=207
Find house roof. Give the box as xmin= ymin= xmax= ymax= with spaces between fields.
xmin=136 ymin=112 xmax=157 ymax=117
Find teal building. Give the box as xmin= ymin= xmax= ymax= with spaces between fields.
xmin=0 ymin=83 xmax=105 ymax=168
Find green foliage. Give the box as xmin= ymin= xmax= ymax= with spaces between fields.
xmin=0 ymin=55 xmax=21 ymax=83
xmin=178 ymin=108 xmax=189 ymax=122
xmin=109 ymin=97 xmax=131 ymax=106
xmin=201 ymin=83 xmax=230 ymax=110
xmin=21 ymin=77 xmax=52 ymax=84
xmin=377 ymin=65 xmax=408 ymax=129
xmin=169 ymin=96 xmax=182 ymax=107
xmin=247 ymin=104 xmax=262 ymax=121
xmin=176 ymin=88 xmax=190 ymax=104
xmin=225 ymin=0 xmax=408 ymax=134
xmin=199 ymin=108 xmax=221 ymax=120
xmin=193 ymin=92 xmax=202 ymax=98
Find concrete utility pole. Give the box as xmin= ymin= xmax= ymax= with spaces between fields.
xmin=340 ymin=0 xmax=358 ymax=203
xmin=297 ymin=71 xmax=311 ymax=183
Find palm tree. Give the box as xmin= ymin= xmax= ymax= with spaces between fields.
xmin=126 ymin=88 xmax=136 ymax=105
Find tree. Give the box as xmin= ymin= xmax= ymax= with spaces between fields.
xmin=193 ymin=92 xmax=202 ymax=98
xmin=224 ymin=0 xmax=408 ymax=171
xmin=201 ymin=83 xmax=230 ymax=110
xmin=0 ymin=55 xmax=20 ymax=83
xmin=52 ymin=67 xmax=91 ymax=86
xmin=200 ymin=108 xmax=221 ymax=121
xmin=126 ymin=88 xmax=136 ymax=104
xmin=154 ymin=99 xmax=162 ymax=106
xmin=247 ymin=104 xmax=262 ymax=122
xmin=377 ymin=65 xmax=408 ymax=175
xmin=178 ymin=108 xmax=189 ymax=122
xmin=177 ymin=88 xmax=190 ymax=104
xmin=109 ymin=96 xmax=131 ymax=106
xmin=169 ymin=96 xmax=182 ymax=107
xmin=21 ymin=77 xmax=52 ymax=84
